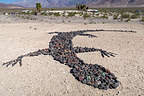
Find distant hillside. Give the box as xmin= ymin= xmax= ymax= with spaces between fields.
xmin=13 ymin=0 xmax=144 ymax=8
xmin=87 ymin=0 xmax=144 ymax=7
xmin=0 ymin=3 xmax=23 ymax=8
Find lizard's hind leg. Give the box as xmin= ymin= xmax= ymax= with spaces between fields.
xmin=79 ymin=33 xmax=97 ymax=38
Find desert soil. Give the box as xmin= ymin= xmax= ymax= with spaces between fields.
xmin=0 ymin=23 xmax=144 ymax=96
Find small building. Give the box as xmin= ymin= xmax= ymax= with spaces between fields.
xmin=87 ymin=9 xmax=99 ymax=13
xmin=48 ymin=10 xmax=64 ymax=14
xmin=22 ymin=10 xmax=33 ymax=14
xmin=22 ymin=10 xmax=29 ymax=13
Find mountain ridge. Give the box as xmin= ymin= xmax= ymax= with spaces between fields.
xmin=13 ymin=0 xmax=144 ymax=8
xmin=0 ymin=3 xmax=23 ymax=8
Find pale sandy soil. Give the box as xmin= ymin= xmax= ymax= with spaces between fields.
xmin=0 ymin=23 xmax=144 ymax=96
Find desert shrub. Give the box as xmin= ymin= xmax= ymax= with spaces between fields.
xmin=131 ymin=14 xmax=139 ymax=19
xmin=100 ymin=14 xmax=108 ymax=19
xmin=53 ymin=13 xmax=61 ymax=16
xmin=135 ymin=11 xmax=140 ymax=16
xmin=108 ymin=12 xmax=113 ymax=16
xmin=113 ymin=14 xmax=119 ymax=20
xmin=141 ymin=17 xmax=144 ymax=22
xmin=48 ymin=12 xmax=53 ymax=16
xmin=125 ymin=17 xmax=131 ymax=22
xmin=62 ymin=12 xmax=65 ymax=17
xmin=120 ymin=17 xmax=123 ymax=21
xmin=95 ymin=13 xmax=99 ymax=16
xmin=83 ymin=13 xmax=90 ymax=19
xmin=41 ymin=12 xmax=47 ymax=16
xmin=21 ymin=16 xmax=25 ymax=19
xmin=79 ymin=12 xmax=83 ymax=16
xmin=31 ymin=11 xmax=37 ymax=15
xmin=26 ymin=16 xmax=30 ymax=19
xmin=67 ymin=12 xmax=76 ymax=17
xmin=21 ymin=12 xmax=29 ymax=15
xmin=121 ymin=13 xmax=130 ymax=18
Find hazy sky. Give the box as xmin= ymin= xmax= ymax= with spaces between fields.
xmin=0 ymin=0 xmax=20 ymax=4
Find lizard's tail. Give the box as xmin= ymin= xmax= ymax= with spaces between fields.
xmin=64 ymin=29 xmax=136 ymax=33
xmin=70 ymin=63 xmax=120 ymax=90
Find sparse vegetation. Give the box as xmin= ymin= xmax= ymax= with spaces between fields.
xmin=48 ymin=12 xmax=53 ymax=16
xmin=120 ymin=13 xmax=130 ymax=21
xmin=141 ymin=17 xmax=144 ymax=22
xmin=53 ymin=12 xmax=61 ymax=16
xmin=1 ymin=7 xmax=144 ymax=23
xmin=113 ymin=14 xmax=119 ymax=20
xmin=125 ymin=17 xmax=131 ymax=22
xmin=121 ymin=13 xmax=130 ymax=18
xmin=41 ymin=12 xmax=47 ymax=16
xmin=131 ymin=14 xmax=139 ymax=19
xmin=67 ymin=12 xmax=76 ymax=17
xmin=83 ymin=13 xmax=90 ymax=19
xmin=79 ymin=12 xmax=83 ymax=16
xmin=100 ymin=14 xmax=108 ymax=19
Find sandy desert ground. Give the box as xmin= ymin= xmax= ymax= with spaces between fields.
xmin=0 ymin=22 xmax=144 ymax=96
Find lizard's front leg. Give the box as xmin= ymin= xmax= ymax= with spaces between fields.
xmin=2 ymin=48 xmax=51 ymax=67
xmin=73 ymin=47 xmax=117 ymax=57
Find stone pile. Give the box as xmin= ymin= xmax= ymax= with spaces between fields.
xmin=3 ymin=30 xmax=136 ymax=89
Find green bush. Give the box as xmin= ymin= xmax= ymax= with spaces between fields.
xmin=141 ymin=17 xmax=144 ymax=22
xmin=41 ymin=12 xmax=47 ymax=16
xmin=31 ymin=11 xmax=37 ymax=15
xmin=100 ymin=14 xmax=108 ymax=19
xmin=113 ymin=14 xmax=119 ymax=20
xmin=48 ymin=12 xmax=53 ymax=16
xmin=131 ymin=14 xmax=139 ymax=19
xmin=95 ymin=13 xmax=99 ymax=16
xmin=53 ymin=13 xmax=61 ymax=16
xmin=67 ymin=12 xmax=76 ymax=17
xmin=121 ymin=13 xmax=130 ymax=18
xmin=79 ymin=12 xmax=83 ymax=16
xmin=83 ymin=13 xmax=90 ymax=19
xmin=125 ymin=17 xmax=131 ymax=22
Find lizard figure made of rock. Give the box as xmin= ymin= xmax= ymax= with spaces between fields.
xmin=2 ymin=29 xmax=136 ymax=90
